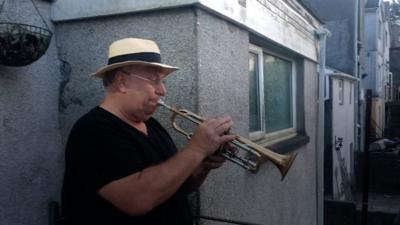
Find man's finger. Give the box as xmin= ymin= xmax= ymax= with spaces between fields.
xmin=215 ymin=119 xmax=233 ymax=135
xmin=206 ymin=155 xmax=226 ymax=163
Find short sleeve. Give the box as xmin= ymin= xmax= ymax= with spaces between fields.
xmin=65 ymin=118 xmax=146 ymax=191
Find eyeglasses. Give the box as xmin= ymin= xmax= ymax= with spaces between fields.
xmin=121 ymin=71 xmax=165 ymax=87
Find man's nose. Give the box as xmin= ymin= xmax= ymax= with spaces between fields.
xmin=155 ymin=83 xmax=167 ymax=96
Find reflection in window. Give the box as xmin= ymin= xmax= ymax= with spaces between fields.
xmin=263 ymin=54 xmax=293 ymax=133
xmin=339 ymin=79 xmax=344 ymax=105
xmin=249 ymin=45 xmax=295 ymax=136
xmin=249 ymin=52 xmax=261 ymax=132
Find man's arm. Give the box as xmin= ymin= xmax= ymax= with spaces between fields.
xmin=98 ymin=147 xmax=206 ymax=216
xmin=98 ymin=117 xmax=235 ymax=216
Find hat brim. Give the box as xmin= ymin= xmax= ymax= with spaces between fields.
xmin=90 ymin=60 xmax=179 ymax=78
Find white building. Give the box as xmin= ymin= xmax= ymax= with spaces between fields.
xmin=324 ymin=68 xmax=359 ymax=201
xmin=364 ymin=0 xmax=391 ymax=137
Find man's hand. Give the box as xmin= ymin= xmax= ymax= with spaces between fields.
xmin=202 ymin=154 xmax=226 ymax=170
xmin=202 ymin=142 xmax=238 ymax=170
xmin=186 ymin=117 xmax=237 ymax=158
xmin=184 ymin=119 xmax=237 ymax=192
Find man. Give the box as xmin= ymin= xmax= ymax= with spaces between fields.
xmin=61 ymin=38 xmax=236 ymax=225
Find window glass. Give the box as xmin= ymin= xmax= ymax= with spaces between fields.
xmin=339 ymin=79 xmax=344 ymax=105
xmin=349 ymin=83 xmax=352 ymax=104
xmin=263 ymin=53 xmax=293 ymax=133
xmin=249 ymin=52 xmax=261 ymax=132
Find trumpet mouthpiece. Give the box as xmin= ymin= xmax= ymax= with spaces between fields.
xmin=157 ymin=99 xmax=173 ymax=111
xmin=157 ymin=99 xmax=165 ymax=105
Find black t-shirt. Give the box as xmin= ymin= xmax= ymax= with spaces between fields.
xmin=61 ymin=107 xmax=193 ymax=225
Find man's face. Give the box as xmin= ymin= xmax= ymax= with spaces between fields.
xmin=118 ymin=65 xmax=168 ymax=121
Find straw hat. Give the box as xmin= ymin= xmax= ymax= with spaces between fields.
xmin=91 ymin=38 xmax=179 ymax=78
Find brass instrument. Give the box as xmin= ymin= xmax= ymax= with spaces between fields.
xmin=158 ymin=100 xmax=297 ymax=180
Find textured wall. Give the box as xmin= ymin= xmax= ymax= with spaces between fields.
xmin=0 ymin=1 xmax=63 ymax=225
xmin=365 ymin=10 xmax=378 ymax=52
xmin=364 ymin=53 xmax=379 ymax=95
xmin=300 ymin=0 xmax=356 ymax=22
xmin=331 ymin=78 xmax=355 ymax=200
xmin=54 ymin=8 xmax=199 ymax=146
xmin=302 ymin=0 xmax=357 ymax=75
xmin=195 ymin=10 xmax=318 ymax=225
xmin=324 ymin=20 xmax=355 ymax=75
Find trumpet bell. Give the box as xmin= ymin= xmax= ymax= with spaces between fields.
xmin=275 ymin=151 xmax=297 ymax=181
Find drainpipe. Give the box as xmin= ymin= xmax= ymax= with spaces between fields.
xmin=315 ymin=26 xmax=331 ymax=225
xmin=354 ymin=0 xmax=362 ymax=159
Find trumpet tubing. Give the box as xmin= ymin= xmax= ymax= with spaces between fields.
xmin=158 ymin=100 xmax=297 ymax=180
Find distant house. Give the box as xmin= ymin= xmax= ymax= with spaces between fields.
xmin=324 ymin=68 xmax=358 ymax=200
xmin=390 ymin=24 xmax=400 ymax=101
xmin=364 ymin=0 xmax=391 ymax=137
xmin=388 ymin=19 xmax=400 ymax=137
xmin=301 ymin=0 xmax=366 ymax=201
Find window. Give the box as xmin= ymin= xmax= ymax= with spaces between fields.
xmin=249 ymin=51 xmax=262 ymax=132
xmin=384 ymin=31 xmax=388 ymax=47
xmin=249 ymin=44 xmax=296 ymax=141
xmin=378 ymin=65 xmax=382 ymax=92
xmin=349 ymin=83 xmax=352 ymax=105
xmin=338 ymin=79 xmax=344 ymax=105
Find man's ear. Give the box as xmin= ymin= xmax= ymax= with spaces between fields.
xmin=115 ymin=71 xmax=129 ymax=93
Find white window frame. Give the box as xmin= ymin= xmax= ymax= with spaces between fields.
xmin=249 ymin=44 xmax=297 ymax=142
xmin=339 ymin=79 xmax=344 ymax=105
xmin=349 ymin=82 xmax=352 ymax=105
xmin=384 ymin=31 xmax=388 ymax=47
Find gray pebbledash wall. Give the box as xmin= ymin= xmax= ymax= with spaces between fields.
xmin=0 ymin=0 xmax=63 ymax=225
xmin=55 ymin=7 xmax=200 ymax=147
xmin=195 ymin=10 xmax=318 ymax=225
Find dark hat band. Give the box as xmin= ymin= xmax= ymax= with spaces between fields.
xmin=108 ymin=52 xmax=161 ymax=65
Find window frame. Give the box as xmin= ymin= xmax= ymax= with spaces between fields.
xmin=338 ymin=79 xmax=344 ymax=105
xmin=349 ymin=82 xmax=352 ymax=105
xmin=249 ymin=44 xmax=297 ymax=142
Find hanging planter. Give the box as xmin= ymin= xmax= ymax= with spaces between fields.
xmin=0 ymin=0 xmax=53 ymax=66
xmin=0 ymin=22 xmax=52 ymax=66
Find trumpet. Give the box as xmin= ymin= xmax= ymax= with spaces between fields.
xmin=158 ymin=100 xmax=297 ymax=180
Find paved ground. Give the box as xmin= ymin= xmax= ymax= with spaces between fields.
xmin=355 ymin=192 xmax=400 ymax=214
